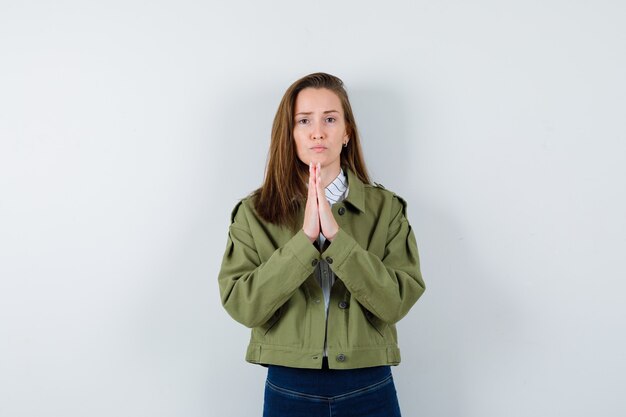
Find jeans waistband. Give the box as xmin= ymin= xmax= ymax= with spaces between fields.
xmin=266 ymin=359 xmax=392 ymax=397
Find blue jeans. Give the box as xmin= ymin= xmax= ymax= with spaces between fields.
xmin=263 ymin=359 xmax=402 ymax=417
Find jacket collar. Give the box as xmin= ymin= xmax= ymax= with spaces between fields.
xmin=343 ymin=166 xmax=366 ymax=213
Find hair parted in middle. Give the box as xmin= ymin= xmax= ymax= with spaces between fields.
xmin=251 ymin=72 xmax=371 ymax=230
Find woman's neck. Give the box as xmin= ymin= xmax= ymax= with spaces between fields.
xmin=319 ymin=164 xmax=341 ymax=189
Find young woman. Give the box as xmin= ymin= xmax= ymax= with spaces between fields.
xmin=218 ymin=72 xmax=425 ymax=416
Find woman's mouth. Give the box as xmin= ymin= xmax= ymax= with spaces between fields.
xmin=311 ymin=147 xmax=327 ymax=153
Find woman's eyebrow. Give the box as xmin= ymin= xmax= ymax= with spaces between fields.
xmin=295 ymin=110 xmax=340 ymax=116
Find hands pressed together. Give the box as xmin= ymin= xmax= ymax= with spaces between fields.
xmin=302 ymin=162 xmax=340 ymax=244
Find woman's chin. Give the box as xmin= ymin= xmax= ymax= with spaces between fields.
xmin=306 ymin=157 xmax=324 ymax=166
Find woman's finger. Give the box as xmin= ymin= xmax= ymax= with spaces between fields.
xmin=302 ymin=161 xmax=320 ymax=242
xmin=308 ymin=162 xmax=314 ymax=193
xmin=315 ymin=162 xmax=326 ymax=209
xmin=316 ymin=162 xmax=339 ymax=241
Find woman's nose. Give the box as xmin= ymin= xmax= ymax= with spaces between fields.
xmin=312 ymin=123 xmax=324 ymax=140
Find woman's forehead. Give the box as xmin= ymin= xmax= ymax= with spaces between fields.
xmin=294 ymin=88 xmax=343 ymax=114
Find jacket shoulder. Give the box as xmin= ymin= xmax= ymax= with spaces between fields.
xmin=365 ymin=182 xmax=409 ymax=218
xmin=229 ymin=194 xmax=256 ymax=224
xmin=391 ymin=192 xmax=409 ymax=218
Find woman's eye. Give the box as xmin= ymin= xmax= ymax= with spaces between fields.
xmin=297 ymin=119 xmax=309 ymax=125
xmin=326 ymin=117 xmax=336 ymax=123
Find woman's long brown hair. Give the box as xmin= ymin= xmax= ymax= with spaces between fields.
xmin=252 ymin=72 xmax=371 ymax=230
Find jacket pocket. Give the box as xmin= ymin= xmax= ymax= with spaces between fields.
xmin=261 ymin=308 xmax=282 ymax=335
xmin=364 ymin=309 xmax=386 ymax=339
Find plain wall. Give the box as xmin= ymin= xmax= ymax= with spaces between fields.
xmin=1 ymin=1 xmax=625 ymax=416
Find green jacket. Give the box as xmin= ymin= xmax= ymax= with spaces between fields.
xmin=218 ymin=167 xmax=425 ymax=369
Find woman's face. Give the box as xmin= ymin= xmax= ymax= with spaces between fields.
xmin=293 ymin=88 xmax=349 ymax=173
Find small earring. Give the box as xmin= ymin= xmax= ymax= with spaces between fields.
xmin=343 ymin=142 xmax=348 ymax=148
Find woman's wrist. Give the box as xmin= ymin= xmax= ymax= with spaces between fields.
xmin=325 ymin=227 xmax=339 ymax=242
xmin=303 ymin=228 xmax=317 ymax=243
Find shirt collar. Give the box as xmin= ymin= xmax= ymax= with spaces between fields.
xmin=298 ymin=165 xmax=365 ymax=214
xmin=325 ymin=168 xmax=348 ymax=205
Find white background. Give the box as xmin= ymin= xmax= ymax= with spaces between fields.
xmin=1 ymin=1 xmax=625 ymax=416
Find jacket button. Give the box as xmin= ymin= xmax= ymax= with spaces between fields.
xmin=338 ymin=301 xmax=349 ymax=309
xmin=325 ymin=257 xmax=333 ymax=264
xmin=338 ymin=207 xmax=346 ymax=215
xmin=336 ymin=353 xmax=346 ymax=362
xmin=311 ymin=259 xmax=318 ymax=267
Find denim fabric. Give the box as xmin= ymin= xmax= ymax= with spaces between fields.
xmin=263 ymin=362 xmax=402 ymax=417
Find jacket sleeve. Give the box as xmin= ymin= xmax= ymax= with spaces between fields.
xmin=322 ymin=195 xmax=425 ymax=324
xmin=217 ymin=200 xmax=320 ymax=328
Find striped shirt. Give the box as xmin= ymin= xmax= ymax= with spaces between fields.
xmin=316 ymin=168 xmax=348 ymax=356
